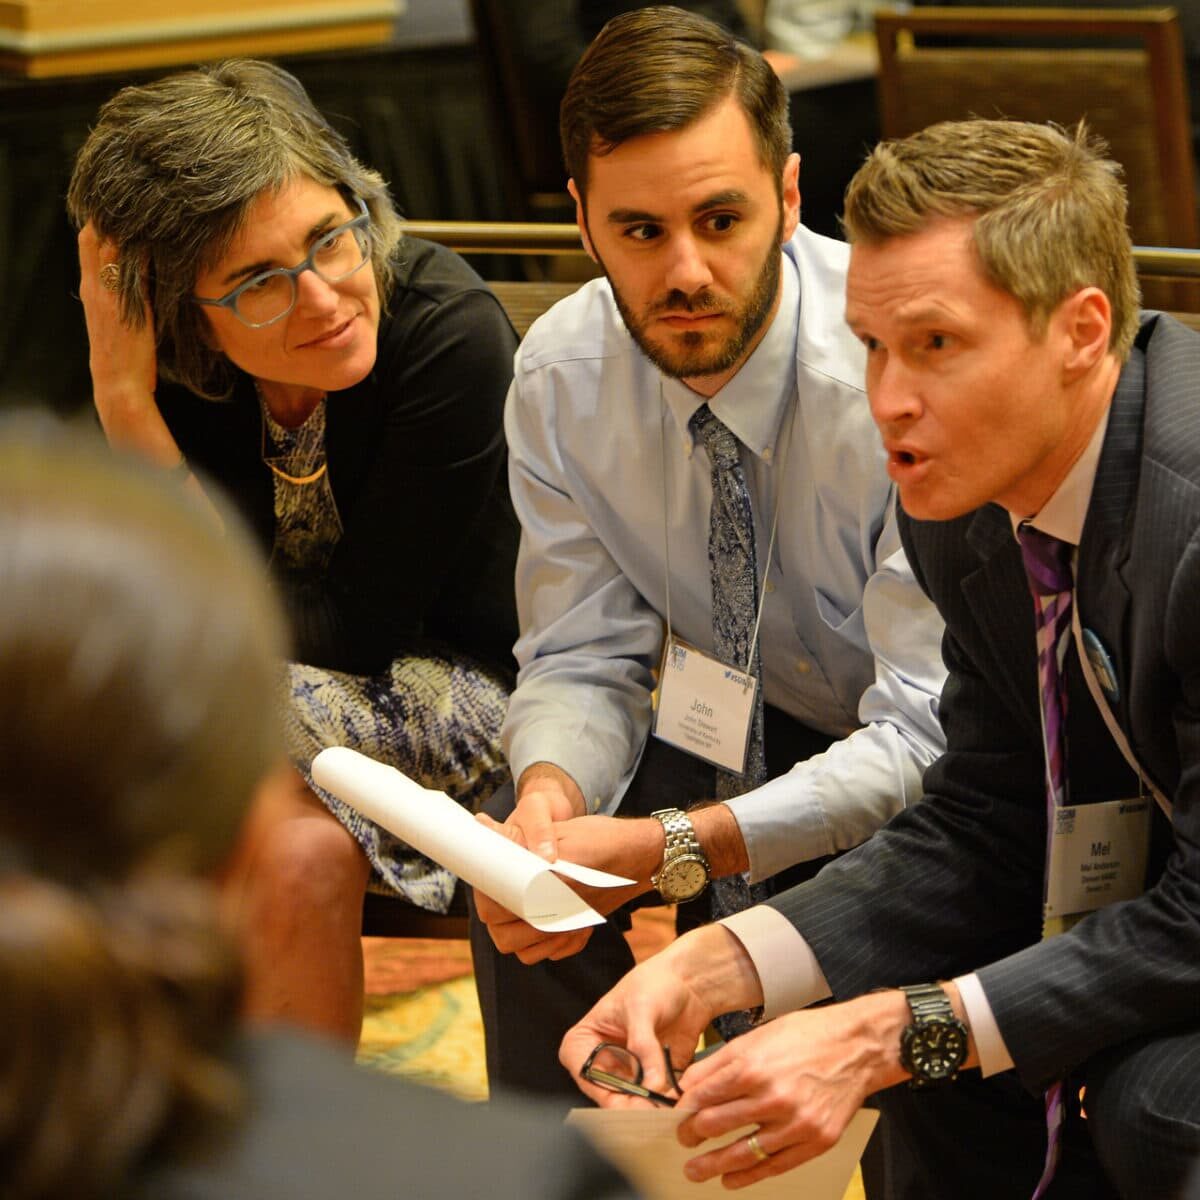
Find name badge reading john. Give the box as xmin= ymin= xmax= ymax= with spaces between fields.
xmin=653 ymin=637 xmax=757 ymax=775
xmin=1044 ymin=797 xmax=1151 ymax=920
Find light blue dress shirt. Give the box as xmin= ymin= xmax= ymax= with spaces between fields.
xmin=503 ymin=225 xmax=947 ymax=881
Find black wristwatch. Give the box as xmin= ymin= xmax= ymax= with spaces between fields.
xmin=899 ymin=982 xmax=968 ymax=1089
xmin=649 ymin=808 xmax=710 ymax=902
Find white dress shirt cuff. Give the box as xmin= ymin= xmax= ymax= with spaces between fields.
xmin=954 ymin=972 xmax=1015 ymax=1077
xmin=720 ymin=906 xmax=832 ymax=1019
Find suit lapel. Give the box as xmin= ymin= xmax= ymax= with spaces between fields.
xmin=961 ymin=504 xmax=1040 ymax=725
xmin=1075 ymin=342 xmax=1145 ymax=733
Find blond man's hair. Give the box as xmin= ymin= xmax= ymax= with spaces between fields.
xmin=843 ymin=119 xmax=1140 ymax=359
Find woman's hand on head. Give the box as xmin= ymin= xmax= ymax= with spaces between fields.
xmin=78 ymin=221 xmax=177 ymax=462
xmin=76 ymin=223 xmax=225 ymax=528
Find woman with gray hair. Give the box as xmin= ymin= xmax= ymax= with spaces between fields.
xmin=67 ymin=59 xmax=520 ymax=1045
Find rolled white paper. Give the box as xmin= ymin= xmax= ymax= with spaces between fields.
xmin=311 ymin=746 xmax=634 ymax=932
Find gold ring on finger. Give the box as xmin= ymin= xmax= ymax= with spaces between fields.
xmin=99 ymin=262 xmax=121 ymax=292
xmin=746 ymin=1132 xmax=770 ymax=1163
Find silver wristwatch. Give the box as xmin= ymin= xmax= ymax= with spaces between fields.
xmin=650 ymin=808 xmax=710 ymax=902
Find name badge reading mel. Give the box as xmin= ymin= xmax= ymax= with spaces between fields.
xmin=1044 ymin=796 xmax=1151 ymax=920
xmin=653 ymin=637 xmax=757 ymax=775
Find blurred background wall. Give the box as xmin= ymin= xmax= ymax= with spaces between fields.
xmin=0 ymin=0 xmax=500 ymax=413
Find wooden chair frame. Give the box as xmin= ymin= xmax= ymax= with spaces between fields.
xmin=465 ymin=0 xmax=573 ymax=218
xmin=400 ymin=219 xmax=1200 ymax=277
xmin=873 ymin=7 xmax=1198 ymax=251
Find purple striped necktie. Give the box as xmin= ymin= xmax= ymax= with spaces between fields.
xmin=1017 ymin=521 xmax=1075 ymax=1200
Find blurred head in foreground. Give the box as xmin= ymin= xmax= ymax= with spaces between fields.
xmin=0 ymin=421 xmax=285 ymax=1199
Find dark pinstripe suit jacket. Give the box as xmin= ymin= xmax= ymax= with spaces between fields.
xmin=771 ymin=312 xmax=1200 ymax=1092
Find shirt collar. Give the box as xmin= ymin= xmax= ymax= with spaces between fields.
xmin=1008 ymin=405 xmax=1111 ymax=547
xmin=660 ymin=250 xmax=800 ymax=464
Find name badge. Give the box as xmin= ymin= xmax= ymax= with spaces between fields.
xmin=1044 ymin=797 xmax=1151 ymax=920
xmin=653 ymin=636 xmax=757 ymax=775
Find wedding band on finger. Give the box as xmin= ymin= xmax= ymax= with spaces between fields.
xmin=99 ymin=262 xmax=121 ymax=292
xmin=745 ymin=1133 xmax=771 ymax=1163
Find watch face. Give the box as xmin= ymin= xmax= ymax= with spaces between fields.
xmin=902 ymin=1019 xmax=968 ymax=1083
xmin=660 ymin=855 xmax=708 ymax=901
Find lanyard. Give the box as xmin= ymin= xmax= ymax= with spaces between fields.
xmin=1070 ymin=589 xmax=1170 ymax=817
xmin=658 ymin=380 xmax=794 ymax=675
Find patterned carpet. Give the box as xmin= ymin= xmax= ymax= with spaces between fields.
xmin=355 ymin=911 xmax=864 ymax=1200
xmin=357 ymin=936 xmax=487 ymax=1101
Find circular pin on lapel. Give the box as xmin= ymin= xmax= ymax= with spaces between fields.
xmin=1082 ymin=629 xmax=1120 ymax=705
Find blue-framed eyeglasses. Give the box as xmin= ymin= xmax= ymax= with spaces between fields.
xmin=193 ymin=197 xmax=372 ymax=329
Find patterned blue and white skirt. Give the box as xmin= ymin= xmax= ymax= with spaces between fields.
xmin=281 ymin=653 xmax=511 ymax=913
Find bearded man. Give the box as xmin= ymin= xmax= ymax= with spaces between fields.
xmin=469 ymin=13 xmax=946 ymax=1171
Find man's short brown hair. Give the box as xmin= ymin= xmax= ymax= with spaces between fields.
xmin=843 ymin=119 xmax=1140 ymax=359
xmin=560 ymin=5 xmax=791 ymax=203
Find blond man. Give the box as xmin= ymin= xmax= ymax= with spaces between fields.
xmin=561 ymin=120 xmax=1200 ymax=1200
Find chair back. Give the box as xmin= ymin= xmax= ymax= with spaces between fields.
xmin=467 ymin=0 xmax=571 ymax=218
xmin=874 ymin=6 xmax=1198 ymax=304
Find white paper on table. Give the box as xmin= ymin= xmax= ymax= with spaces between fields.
xmin=311 ymin=746 xmax=633 ymax=933
xmin=566 ymin=1107 xmax=878 ymax=1199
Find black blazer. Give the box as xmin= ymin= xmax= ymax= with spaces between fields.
xmin=771 ymin=313 xmax=1200 ymax=1092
